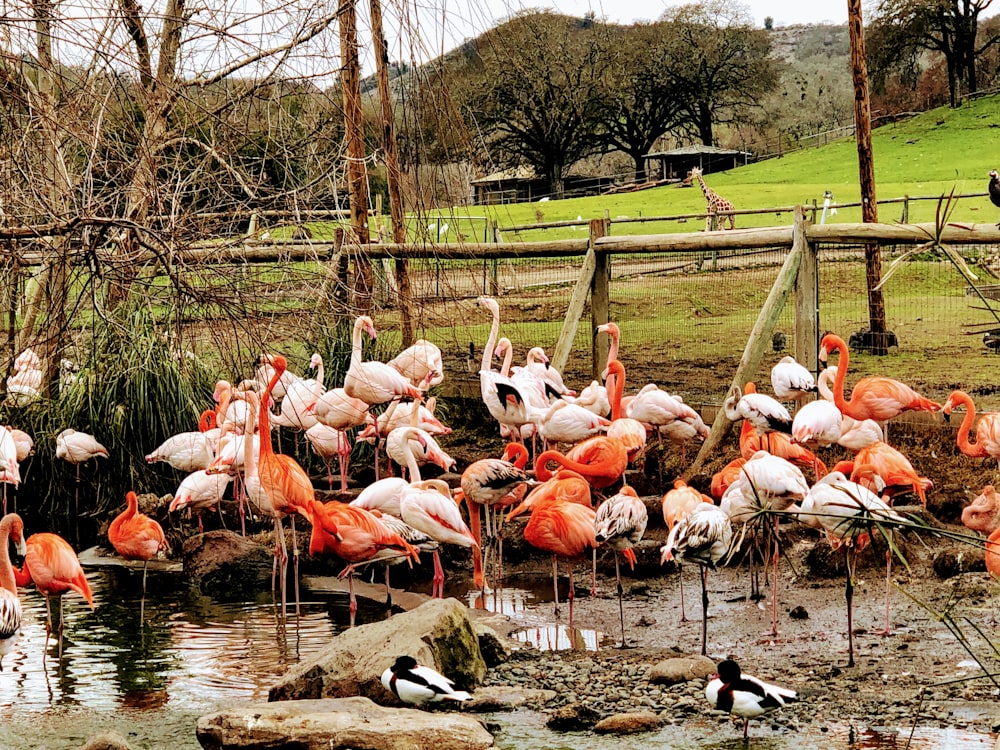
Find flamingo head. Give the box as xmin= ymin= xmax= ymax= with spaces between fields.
xmin=527 ymin=347 xmax=548 ymax=366
xmin=213 ymin=380 xmax=232 ymax=404
xmin=309 ymin=352 xmax=323 ymax=369
xmin=477 ymin=296 xmax=499 ymax=316
xmin=357 ymin=316 xmax=376 ymax=340
xmin=743 ymin=381 xmax=757 ymax=395
xmin=125 ymin=490 xmax=138 ymax=507
xmin=595 ymin=322 xmax=619 ymax=339
xmin=818 ymin=332 xmax=844 ymax=364
xmin=2 ymin=513 xmax=24 ymax=557
xmin=494 ymin=338 xmax=511 ymax=359
xmin=269 ymin=355 xmax=288 ymax=373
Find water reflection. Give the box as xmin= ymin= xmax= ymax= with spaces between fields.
xmin=466 ymin=577 xmax=603 ymax=652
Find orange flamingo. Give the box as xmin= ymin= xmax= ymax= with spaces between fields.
xmin=536 ymin=435 xmax=628 ymax=490
xmin=818 ymin=333 xmax=940 ymax=424
xmin=605 ymin=360 xmax=647 ymax=464
xmin=943 ymin=390 xmax=1000 ymax=464
xmin=304 ymin=499 xmax=418 ymax=625
xmin=662 ymin=479 xmax=712 ymax=621
xmin=739 ymin=415 xmax=826 ymax=479
xmin=986 ymin=527 xmax=1000 ymax=579
xmin=512 ymin=492 xmax=596 ymax=629
xmin=108 ymin=491 xmax=167 ymax=597
xmin=711 ymin=457 xmax=746 ymax=501
xmin=459 ymin=443 xmax=531 ymax=589
xmin=15 ymin=531 xmax=93 ymax=658
xmin=837 ymin=441 xmax=932 ymax=508
xmin=0 ymin=513 xmax=25 ymax=669
xmin=258 ymin=354 xmax=324 ymax=616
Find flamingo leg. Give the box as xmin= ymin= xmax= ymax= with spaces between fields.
xmin=276 ymin=518 xmax=289 ymax=618
xmin=591 ymin=548 xmax=597 ymax=598
xmin=700 ymin=567 xmax=709 ymax=657
xmin=383 ymin=563 xmax=392 ymax=610
xmin=614 ymin=553 xmax=627 ymax=649
xmin=878 ymin=548 xmax=893 ymax=637
xmin=2 ymin=483 xmax=6 ymax=515
xmin=140 ymin=561 xmax=148 ymax=624
xmin=58 ymin=596 xmax=65 ymax=660
xmin=846 ymin=547 xmax=856 ymax=668
xmin=678 ymin=561 xmax=687 ymax=623
xmin=338 ymin=453 xmax=348 ymax=493
xmin=290 ymin=516 xmax=301 ymax=615
xmin=75 ymin=463 xmax=80 ymax=517
xmin=764 ymin=518 xmax=780 ymax=637
xmin=568 ymin=564 xmax=575 ymax=632
xmin=551 ymin=555 xmax=560 ymax=617
xmin=431 ymin=549 xmax=445 ymax=598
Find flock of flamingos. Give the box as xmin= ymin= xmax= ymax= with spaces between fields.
xmin=0 ymin=296 xmax=998 ymax=691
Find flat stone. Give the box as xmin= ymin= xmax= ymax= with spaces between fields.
xmin=182 ymin=530 xmax=273 ymax=595
xmin=268 ymin=597 xmax=485 ymax=704
xmin=594 ymin=710 xmax=663 ymax=734
xmin=196 ymin=696 xmax=494 ymax=750
xmin=648 ymin=655 xmax=716 ymax=685
xmin=464 ymin=686 xmax=557 ymax=712
xmin=546 ymin=701 xmax=601 ymax=731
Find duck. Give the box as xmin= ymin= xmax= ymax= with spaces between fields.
xmin=380 ymin=655 xmax=472 ymax=705
xmin=705 ymin=659 xmax=798 ymax=739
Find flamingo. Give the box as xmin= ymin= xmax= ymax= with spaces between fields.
xmin=6 ymin=349 xmax=41 ymax=405
xmin=816 ymin=367 xmax=884 ymax=451
xmin=724 ymin=382 xmax=792 ymax=451
xmin=604 ymin=362 xmax=647 ymax=465
xmin=256 ymin=355 xmax=323 ymax=615
xmin=254 ymin=354 xmax=300 ymax=401
xmin=818 ymin=333 xmax=941 ymax=425
xmin=459 ymin=443 xmax=531 ymax=589
xmin=661 ymin=502 xmax=733 ymax=656
xmin=399 ymin=480 xmax=477 ymax=598
xmin=627 ymin=385 xmax=708 ymax=464
xmin=740 ymin=417 xmax=826 ymax=479
xmin=536 ymin=399 xmax=610 ymax=448
xmin=525 ymin=347 xmax=575 ymax=398
xmin=55 ymin=428 xmax=108 ymax=513
xmin=535 ymin=434 xmax=628 ymax=491
xmin=797 ymin=471 xmax=906 ymax=666
xmin=388 ymin=339 xmax=444 ymax=388
xmin=986 ymin=527 xmax=1000 ymax=578
xmin=567 ymin=379 xmax=611 ymax=418
xmin=942 ymin=390 xmax=1000 ymax=464
xmin=711 ymin=457 xmax=747 ymax=501
xmin=14 ymin=531 xmax=94 ymax=659
xmin=0 ymin=513 xmax=25 ymax=670
xmin=10 ymin=429 xmax=32 ymax=464
xmin=303 ymin=499 xmax=418 ymax=625
xmin=108 ymin=491 xmax=167 ymax=597
xmin=309 ymin=387 xmax=369 ymax=431
xmin=345 ymin=316 xmax=424 ymax=407
xmin=477 ymin=297 xmax=539 ymax=442
xmin=770 ymin=355 xmax=816 ymax=406
xmin=594 ymin=486 xmax=648 ymax=647
xmin=508 ymin=490 xmax=596 ymax=628
xmin=791 ymin=396 xmax=843 ymax=450
xmin=207 ymin=390 xmax=291 ymax=602
xmin=839 ymin=441 xmax=932 ymax=508
xmin=305 ymin=423 xmax=353 ymax=491
xmin=350 ymin=477 xmax=411 ymax=517
xmin=595 ymin=322 xmax=621 ymax=380
xmin=268 ymin=353 xmax=326 ymax=432
xmin=962 ymin=485 xmax=1000 ymax=535
xmin=385 ymin=426 xmax=456 ymax=480
xmin=720 ymin=450 xmax=809 ymax=636
xmin=662 ymin=479 xmax=713 ymax=621
xmin=145 ymin=431 xmax=216 ymax=474
xmin=168 ymin=469 xmax=232 ymax=533
xmin=0 ymin=427 xmax=21 ymax=513
xmin=213 ymin=380 xmax=254 ymax=435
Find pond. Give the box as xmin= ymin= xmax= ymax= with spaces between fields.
xmin=0 ymin=565 xmax=995 ymax=749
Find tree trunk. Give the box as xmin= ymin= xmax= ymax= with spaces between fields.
xmin=697 ymin=101 xmax=714 ymax=146
xmin=848 ymin=0 xmax=888 ymax=355
xmin=631 ymin=153 xmax=647 ymax=183
xmin=551 ymin=162 xmax=565 ymax=199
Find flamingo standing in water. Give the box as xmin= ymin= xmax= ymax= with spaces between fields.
xmin=507 ymin=490 xmax=596 ymax=629
xmin=15 ymin=531 xmax=94 ymax=659
xmin=0 ymin=513 xmax=25 ymax=670
xmin=818 ymin=333 xmax=940 ymax=432
xmin=258 ymin=355 xmax=325 ymax=615
xmin=594 ymin=486 xmax=648 ymax=647
xmin=942 ymin=390 xmax=1000 ymax=466
xmin=108 ymin=491 xmax=167 ymax=599
xmin=55 ymin=428 xmax=108 ymax=514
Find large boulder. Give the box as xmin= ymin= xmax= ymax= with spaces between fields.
xmin=269 ymin=597 xmax=486 ymax=703
xmin=182 ymin=530 xmax=273 ymax=595
xmin=648 ymin=655 xmax=716 ymax=685
xmin=196 ymin=697 xmax=494 ymax=750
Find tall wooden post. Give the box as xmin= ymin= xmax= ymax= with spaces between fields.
xmin=369 ymin=0 xmax=414 ymax=346
xmin=339 ymin=0 xmax=373 ymax=315
xmin=590 ymin=218 xmax=611 ymax=380
xmin=848 ymin=0 xmax=888 ymax=354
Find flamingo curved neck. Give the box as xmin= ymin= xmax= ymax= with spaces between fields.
xmin=351 ymin=319 xmax=365 ymax=369
xmin=0 ymin=520 xmax=17 ymax=594
xmin=827 ymin=337 xmax=856 ymax=417
xmin=401 ymin=429 xmax=423 ymax=482
xmin=481 ymin=305 xmax=500 ymax=372
xmin=535 ymin=449 xmax=602 ymax=483
xmin=314 ymin=359 xmax=325 ymax=389
xmin=259 ymin=367 xmax=285 ymax=458
xmin=954 ymin=393 xmax=986 ymax=457
xmin=606 ymin=330 xmax=620 ymax=371
xmin=243 ymin=392 xmax=260 ymax=479
xmin=606 ymin=362 xmax=625 ymax=421
xmin=498 ymin=341 xmax=513 ymax=378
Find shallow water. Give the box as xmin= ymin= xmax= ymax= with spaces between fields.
xmin=0 ymin=567 xmax=995 ymax=749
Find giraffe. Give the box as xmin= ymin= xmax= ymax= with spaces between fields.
xmin=688 ymin=166 xmax=735 ymax=231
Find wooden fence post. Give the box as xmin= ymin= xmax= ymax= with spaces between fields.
xmin=684 ymin=221 xmax=804 ymax=479
xmin=551 ymin=220 xmax=605 ymax=375
xmin=793 ymin=206 xmax=819 ymax=374
xmin=591 ymin=218 xmax=611 ymax=379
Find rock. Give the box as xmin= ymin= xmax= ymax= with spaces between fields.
xmin=546 ymin=701 xmax=601 ymax=731
xmin=196 ymin=696 xmax=494 ymax=750
xmin=648 ymin=655 xmax=716 ymax=685
xmin=471 ymin=619 xmax=512 ymax=667
xmin=182 ymin=530 xmax=273 ymax=595
xmin=464 ymin=686 xmax=557 ymax=712
xmin=269 ymin=597 xmax=485 ymax=704
xmin=78 ymin=733 xmax=133 ymax=750
xmin=933 ymin=546 xmax=986 ymax=578
xmin=593 ymin=710 xmax=663 ymax=734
